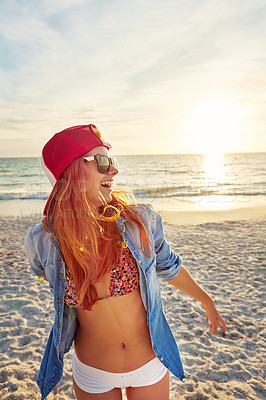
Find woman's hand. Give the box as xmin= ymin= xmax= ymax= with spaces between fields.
xmin=168 ymin=266 xmax=227 ymax=335
xmin=201 ymin=298 xmax=227 ymax=335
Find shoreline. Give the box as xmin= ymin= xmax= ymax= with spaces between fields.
xmin=0 ymin=198 xmax=265 ymax=225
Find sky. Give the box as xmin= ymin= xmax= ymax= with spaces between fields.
xmin=0 ymin=0 xmax=266 ymax=157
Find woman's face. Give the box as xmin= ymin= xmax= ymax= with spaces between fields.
xmin=82 ymin=146 xmax=118 ymax=207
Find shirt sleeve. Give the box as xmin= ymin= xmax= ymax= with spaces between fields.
xmin=148 ymin=205 xmax=182 ymax=281
xmin=24 ymin=229 xmax=46 ymax=278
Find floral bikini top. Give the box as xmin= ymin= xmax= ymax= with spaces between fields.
xmin=64 ymin=242 xmax=140 ymax=308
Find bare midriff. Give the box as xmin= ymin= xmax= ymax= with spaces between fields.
xmin=74 ymin=288 xmax=156 ymax=373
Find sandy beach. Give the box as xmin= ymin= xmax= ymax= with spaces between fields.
xmin=0 ymin=207 xmax=265 ymax=399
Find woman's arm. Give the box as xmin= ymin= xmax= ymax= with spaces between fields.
xmin=24 ymin=228 xmax=46 ymax=279
xmin=168 ymin=266 xmax=227 ymax=335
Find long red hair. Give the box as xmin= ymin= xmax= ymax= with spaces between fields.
xmin=43 ymin=156 xmax=152 ymax=310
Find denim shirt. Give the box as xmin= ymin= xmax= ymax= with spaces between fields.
xmin=24 ymin=204 xmax=185 ymax=399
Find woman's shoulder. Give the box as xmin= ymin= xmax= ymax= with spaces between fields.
xmin=25 ymin=220 xmax=52 ymax=245
xmin=26 ymin=221 xmax=46 ymax=237
xmin=133 ymin=202 xmax=158 ymax=217
xmin=130 ymin=203 xmax=160 ymax=228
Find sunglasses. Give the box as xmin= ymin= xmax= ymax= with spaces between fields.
xmin=84 ymin=154 xmax=117 ymax=174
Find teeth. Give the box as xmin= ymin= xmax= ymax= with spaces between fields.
xmin=101 ymin=181 xmax=112 ymax=188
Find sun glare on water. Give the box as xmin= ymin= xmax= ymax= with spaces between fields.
xmin=186 ymin=97 xmax=244 ymax=154
xmin=185 ymin=97 xmax=247 ymax=208
xmin=196 ymin=152 xmax=234 ymax=209
xmin=203 ymin=151 xmax=226 ymax=184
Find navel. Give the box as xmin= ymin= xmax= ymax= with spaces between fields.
xmin=120 ymin=342 xmax=126 ymax=350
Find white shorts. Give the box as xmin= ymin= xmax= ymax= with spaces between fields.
xmin=72 ymin=348 xmax=168 ymax=394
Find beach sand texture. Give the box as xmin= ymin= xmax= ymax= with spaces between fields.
xmin=0 ymin=214 xmax=265 ymax=400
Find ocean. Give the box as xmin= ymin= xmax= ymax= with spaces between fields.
xmin=0 ymin=152 xmax=266 ymax=216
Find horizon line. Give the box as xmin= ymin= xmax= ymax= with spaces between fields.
xmin=1 ymin=150 xmax=266 ymax=159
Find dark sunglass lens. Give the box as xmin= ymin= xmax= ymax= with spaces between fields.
xmin=98 ymin=155 xmax=110 ymax=173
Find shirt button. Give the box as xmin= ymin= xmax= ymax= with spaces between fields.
xmin=58 ymin=299 xmax=62 ymax=303
xmin=57 ymin=324 xmax=60 ymax=329
xmin=139 ymin=260 xmax=142 ymax=264
xmin=160 ymin=356 xmax=164 ymax=361
xmin=51 ymin=381 xmax=55 ymax=386
xmin=60 ymin=273 xmax=63 ymax=277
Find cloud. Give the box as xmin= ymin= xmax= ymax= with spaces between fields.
xmin=0 ymin=0 xmax=266 ymax=154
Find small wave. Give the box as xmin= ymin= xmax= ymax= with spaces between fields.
xmin=254 ymin=181 xmax=266 ymax=185
xmin=155 ymin=170 xmax=188 ymax=174
xmin=133 ymin=188 xmax=266 ymax=199
xmin=18 ymin=173 xmax=42 ymax=178
xmin=145 ymin=186 xmax=177 ymax=194
xmin=0 ymin=183 xmax=21 ymax=187
xmin=133 ymin=185 xmax=196 ymax=195
xmin=1 ymin=189 xmax=265 ymax=202
xmin=0 ymin=193 xmax=48 ymax=200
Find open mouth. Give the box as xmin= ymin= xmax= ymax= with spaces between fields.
xmin=101 ymin=181 xmax=112 ymax=189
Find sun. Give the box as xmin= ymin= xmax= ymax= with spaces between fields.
xmin=186 ymin=97 xmax=244 ymax=153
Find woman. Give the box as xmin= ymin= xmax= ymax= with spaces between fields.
xmin=24 ymin=124 xmax=226 ymax=400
